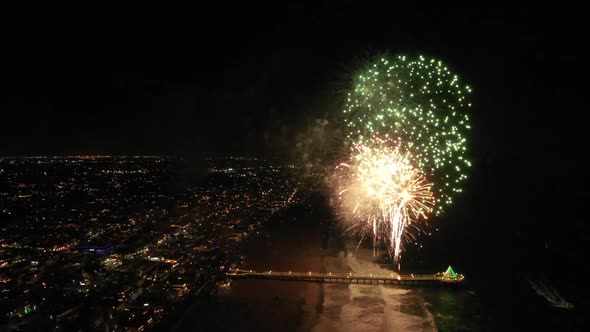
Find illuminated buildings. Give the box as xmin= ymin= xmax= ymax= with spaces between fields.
xmin=0 ymin=156 xmax=304 ymax=331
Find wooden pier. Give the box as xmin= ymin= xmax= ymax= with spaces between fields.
xmin=226 ymin=268 xmax=464 ymax=286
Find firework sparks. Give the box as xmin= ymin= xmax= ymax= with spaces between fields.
xmin=333 ymin=54 xmax=472 ymax=267
xmin=343 ymin=54 xmax=471 ymax=215
xmin=336 ymin=143 xmax=434 ymax=264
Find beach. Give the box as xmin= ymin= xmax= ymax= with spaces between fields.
xmin=173 ymin=206 xmax=325 ymax=331
xmin=173 ymin=203 xmax=438 ymax=332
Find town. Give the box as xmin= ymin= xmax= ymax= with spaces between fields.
xmin=0 ymin=156 xmax=304 ymax=331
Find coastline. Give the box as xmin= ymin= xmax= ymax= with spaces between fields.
xmin=171 ymin=203 xmax=438 ymax=332
xmin=172 ymin=206 xmax=327 ymax=331
xmin=312 ymin=247 xmax=437 ymax=332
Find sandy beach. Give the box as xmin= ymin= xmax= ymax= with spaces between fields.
xmin=173 ymin=208 xmax=326 ymax=332
xmin=173 ymin=205 xmax=437 ymax=332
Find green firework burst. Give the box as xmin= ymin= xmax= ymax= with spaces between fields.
xmin=343 ymin=54 xmax=472 ymax=215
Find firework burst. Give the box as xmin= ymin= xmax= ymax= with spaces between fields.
xmin=343 ymin=54 xmax=471 ymax=215
xmin=335 ymin=142 xmax=434 ymax=264
xmin=332 ymin=54 xmax=472 ymax=267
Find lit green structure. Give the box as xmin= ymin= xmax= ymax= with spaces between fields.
xmin=443 ymin=265 xmax=457 ymax=278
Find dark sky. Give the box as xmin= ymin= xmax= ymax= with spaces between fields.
xmin=0 ymin=2 xmax=586 ymax=162
xmin=1 ymin=2 xmax=589 ymax=281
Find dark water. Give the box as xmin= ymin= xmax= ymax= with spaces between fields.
xmin=174 ymin=203 xmax=586 ymax=331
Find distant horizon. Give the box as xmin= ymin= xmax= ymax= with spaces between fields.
xmin=0 ymin=153 xmax=276 ymax=159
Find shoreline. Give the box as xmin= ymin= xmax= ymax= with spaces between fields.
xmin=171 ymin=204 xmax=328 ymax=331
xmin=170 ymin=201 xmax=441 ymax=332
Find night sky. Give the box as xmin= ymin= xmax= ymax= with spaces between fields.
xmin=2 ymin=3 xmax=588 ymax=245
xmin=1 ymin=1 xmax=589 ymax=295
xmin=2 ymin=3 xmax=585 ymax=158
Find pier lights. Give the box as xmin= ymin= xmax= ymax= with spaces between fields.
xmin=288 ymin=271 xmax=292 ymax=275
xmin=397 ymin=276 xmax=401 ymax=281
xmin=269 ymin=271 xmax=272 ymax=274
xmin=329 ymin=272 xmax=331 ymax=276
xmin=308 ymin=272 xmax=311 ymax=276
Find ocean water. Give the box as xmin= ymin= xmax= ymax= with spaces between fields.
xmin=174 ymin=205 xmax=585 ymax=331
xmin=312 ymin=249 xmax=437 ymax=332
xmin=311 ymin=246 xmax=585 ymax=332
